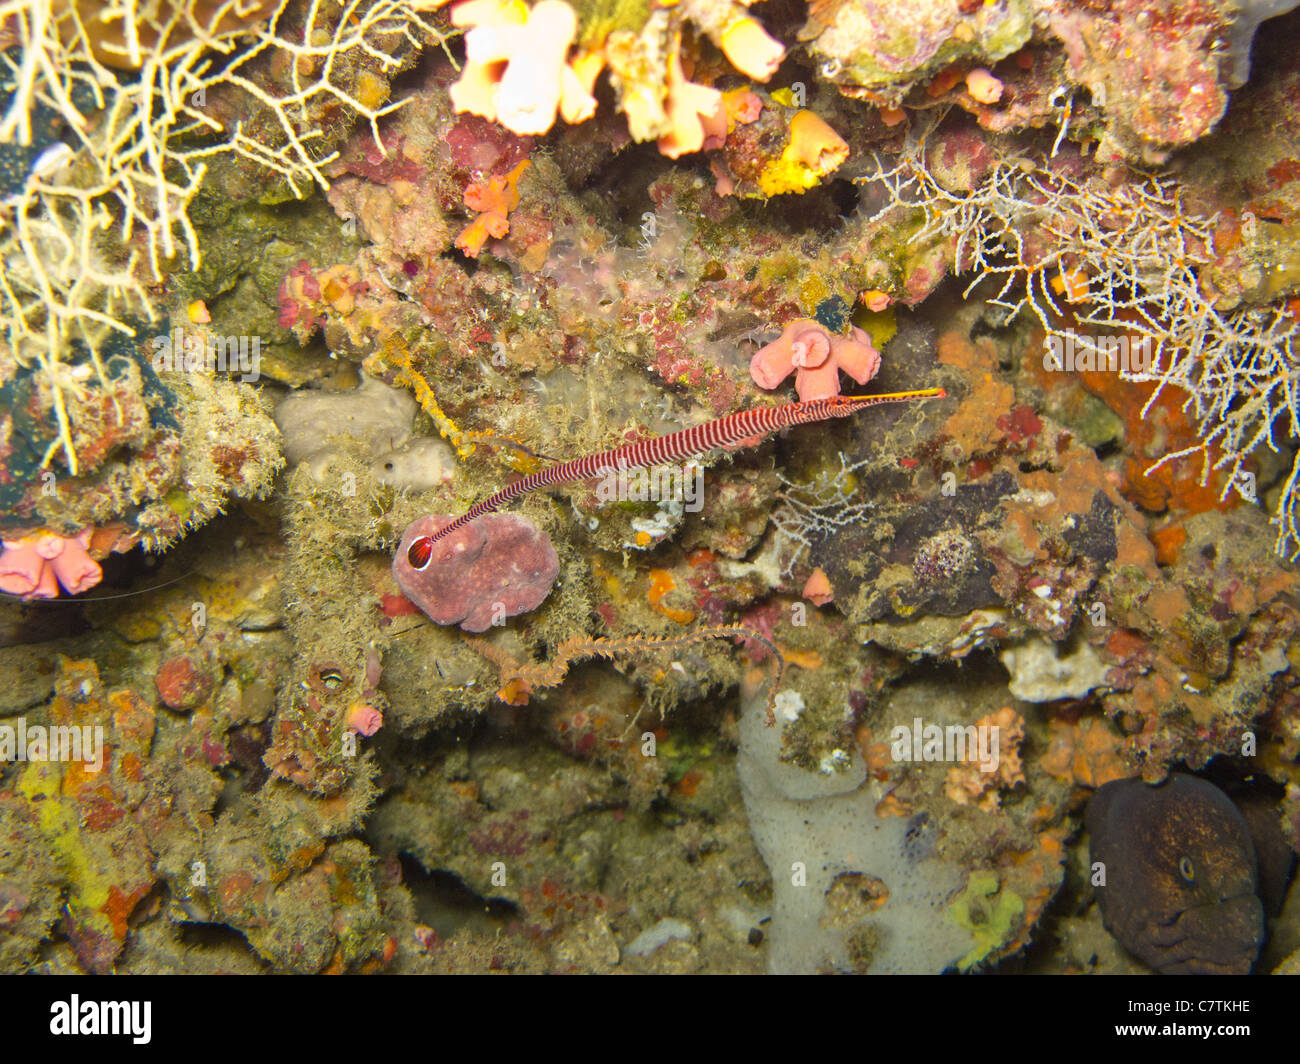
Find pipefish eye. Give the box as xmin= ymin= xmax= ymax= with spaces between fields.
xmin=1178 ymin=856 xmax=1196 ymax=883
xmin=408 ymin=535 xmax=434 ymax=570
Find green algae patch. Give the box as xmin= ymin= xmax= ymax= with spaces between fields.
xmin=16 ymin=758 xmax=156 ymax=973
xmin=855 ymin=306 xmax=898 ymax=349
xmin=163 ymin=487 xmax=195 ymax=518
xmin=659 ymin=732 xmax=716 ymax=785
xmin=946 ymin=871 xmax=1025 ymax=971
xmin=573 ymin=0 xmax=654 ymax=48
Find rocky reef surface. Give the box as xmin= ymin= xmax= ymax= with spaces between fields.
xmin=1 ymin=0 xmax=1299 ymax=974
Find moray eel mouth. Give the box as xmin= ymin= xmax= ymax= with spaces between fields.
xmin=1143 ymin=891 xmax=1265 ymax=975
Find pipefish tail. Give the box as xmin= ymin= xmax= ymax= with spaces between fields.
xmin=424 ymin=387 xmax=946 ymax=547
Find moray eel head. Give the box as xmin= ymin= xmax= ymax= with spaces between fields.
xmin=1087 ymin=774 xmax=1264 ymax=974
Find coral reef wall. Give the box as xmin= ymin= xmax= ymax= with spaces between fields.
xmin=1 ymin=0 xmax=1299 ymax=974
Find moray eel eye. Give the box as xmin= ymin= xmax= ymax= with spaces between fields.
xmin=1178 ymin=856 xmax=1196 ymax=883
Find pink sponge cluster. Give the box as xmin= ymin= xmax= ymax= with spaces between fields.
xmin=749 ymin=319 xmax=881 ymax=402
xmin=393 ymin=513 xmax=559 ymax=633
xmin=0 ymin=531 xmax=102 ymax=600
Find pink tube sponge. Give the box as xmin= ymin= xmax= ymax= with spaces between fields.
xmin=345 ymin=703 xmax=384 ymax=737
xmin=0 ymin=530 xmax=102 ymax=600
xmin=749 ymin=319 xmax=881 ymax=401
xmin=0 ymin=540 xmax=45 ymax=597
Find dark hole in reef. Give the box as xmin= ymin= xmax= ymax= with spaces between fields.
xmin=294 ymin=331 xmax=332 ymax=364
xmin=387 ymin=42 xmax=447 ymax=100
xmin=589 ymin=140 xmax=678 ymax=242
xmin=1092 ymin=438 xmax=1122 ymax=462
xmin=827 ymin=175 xmax=861 ymax=219
xmin=571 ymin=138 xmax=867 ymax=247
xmin=759 ymin=0 xmax=815 ymax=40
xmin=548 ymin=75 xmax=643 ymax=199
xmin=223 ymin=721 xmax=273 ymax=794
xmin=0 ymin=590 xmax=91 ymax=645
xmin=747 ymin=175 xmax=861 ymax=238
xmin=177 ymin=919 xmax=266 ymax=962
xmin=970 ymin=306 xmax=1024 ymax=345
xmin=0 ymin=540 xmax=180 ymax=645
xmin=891 ymin=645 xmax=1008 ymax=699
xmin=1201 ymin=757 xmax=1288 ymax=801
xmin=396 ymin=854 xmax=519 ymax=938
xmin=440 ymin=25 xmax=469 ymax=67
xmin=444 ymin=245 xmax=480 ymax=272
xmin=1240 ymin=2 xmax=1300 ymax=94
xmin=93 ymin=541 xmax=159 ymax=590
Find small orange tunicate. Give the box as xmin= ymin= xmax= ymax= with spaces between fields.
xmin=966 ymin=68 xmax=1004 ymax=105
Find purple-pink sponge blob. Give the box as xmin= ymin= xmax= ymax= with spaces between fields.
xmin=392 ymin=513 xmax=560 ymax=633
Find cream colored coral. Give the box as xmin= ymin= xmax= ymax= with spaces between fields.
xmin=719 ymin=16 xmax=784 ymax=81
xmin=657 ymin=38 xmax=723 ymax=159
xmin=606 ymin=25 xmax=669 ymax=143
xmin=449 ymin=0 xmax=595 ymax=135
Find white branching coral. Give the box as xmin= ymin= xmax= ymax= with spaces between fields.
xmin=867 ymin=133 xmax=1300 ymax=557
xmin=771 ymin=453 xmax=873 ymax=577
xmin=0 ymin=0 xmax=447 ymax=471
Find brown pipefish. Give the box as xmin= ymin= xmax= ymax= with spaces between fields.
xmin=410 ymin=388 xmax=945 ymax=560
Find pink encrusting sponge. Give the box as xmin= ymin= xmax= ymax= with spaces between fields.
xmin=392 ymin=512 xmax=560 ymax=632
